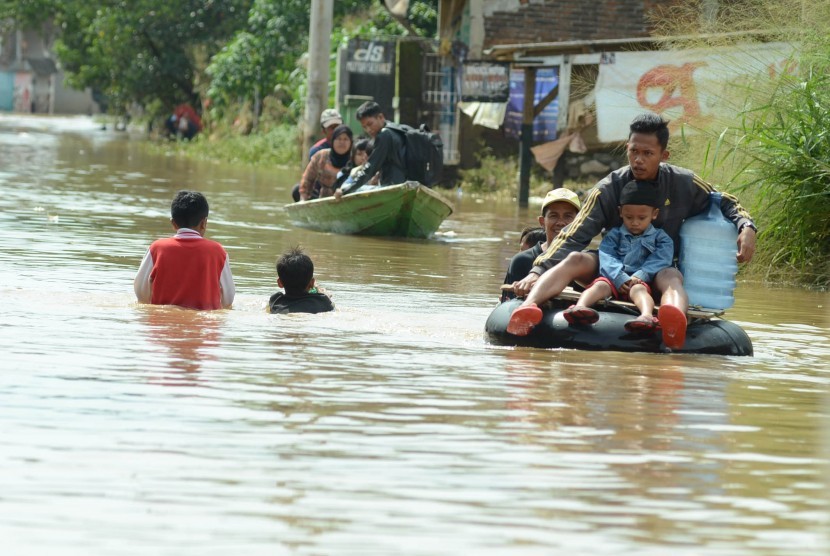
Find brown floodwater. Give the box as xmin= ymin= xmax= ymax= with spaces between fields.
xmin=1 ymin=114 xmax=828 ymax=555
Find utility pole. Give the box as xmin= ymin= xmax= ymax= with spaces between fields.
xmin=302 ymin=0 xmax=334 ymax=163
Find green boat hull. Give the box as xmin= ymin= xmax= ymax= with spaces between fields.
xmin=284 ymin=182 xmax=454 ymax=238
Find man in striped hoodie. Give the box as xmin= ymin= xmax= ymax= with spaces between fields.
xmin=505 ymin=113 xmax=757 ymax=349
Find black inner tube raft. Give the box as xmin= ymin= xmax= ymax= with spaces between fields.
xmin=485 ymin=297 xmax=753 ymax=356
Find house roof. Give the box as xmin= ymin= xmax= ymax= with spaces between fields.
xmin=26 ymin=57 xmax=58 ymax=75
xmin=485 ymin=30 xmax=774 ymax=61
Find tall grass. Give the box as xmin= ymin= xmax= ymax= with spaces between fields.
xmin=149 ymin=123 xmax=301 ymax=168
xmin=653 ymin=0 xmax=830 ymax=288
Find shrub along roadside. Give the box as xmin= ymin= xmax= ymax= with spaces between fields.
xmin=729 ymin=68 xmax=830 ymax=288
xmin=147 ymin=123 xmax=301 ymax=168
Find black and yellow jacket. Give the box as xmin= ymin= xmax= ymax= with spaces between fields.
xmin=531 ymin=163 xmax=755 ymax=275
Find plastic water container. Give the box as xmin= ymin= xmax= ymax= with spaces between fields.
xmin=678 ymin=192 xmax=738 ymax=310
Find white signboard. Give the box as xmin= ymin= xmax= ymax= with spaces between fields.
xmin=595 ymin=43 xmax=797 ymax=142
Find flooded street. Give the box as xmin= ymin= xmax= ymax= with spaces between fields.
xmin=1 ymin=114 xmax=828 ymax=555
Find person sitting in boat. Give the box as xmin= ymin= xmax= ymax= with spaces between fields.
xmin=335 ymin=137 xmax=379 ymax=191
xmin=505 ymin=112 xmax=757 ymax=349
xmin=297 ymin=125 xmax=353 ymax=201
xmin=500 ymin=188 xmax=581 ymax=302
xmin=335 ymin=101 xmax=406 ymax=198
xmin=311 ymin=108 xmax=344 ymax=158
xmin=292 ymin=108 xmax=344 ymax=201
xmin=562 ymin=180 xmax=673 ymax=332
xmin=519 ymin=226 xmax=545 ymax=252
xmin=268 ymin=247 xmax=335 ymax=314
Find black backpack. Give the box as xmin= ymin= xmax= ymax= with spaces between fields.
xmin=385 ymin=122 xmax=444 ymax=186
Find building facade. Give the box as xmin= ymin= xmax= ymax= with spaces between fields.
xmin=0 ymin=24 xmax=100 ymax=115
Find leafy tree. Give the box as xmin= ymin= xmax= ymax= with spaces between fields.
xmin=0 ymin=0 xmax=58 ymax=32
xmin=2 ymin=0 xmax=251 ymax=114
xmin=205 ymin=0 xmax=437 ymax=124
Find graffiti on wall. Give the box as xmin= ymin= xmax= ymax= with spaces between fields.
xmin=595 ymin=42 xmax=797 ymax=142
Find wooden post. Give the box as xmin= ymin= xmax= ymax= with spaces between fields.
xmin=302 ymin=0 xmax=334 ymax=163
xmin=518 ymin=66 xmax=537 ymax=207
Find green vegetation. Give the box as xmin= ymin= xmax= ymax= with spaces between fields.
xmin=0 ymin=0 xmax=436 ymax=123
xmin=459 ymin=146 xmax=551 ymax=198
xmin=656 ymin=0 xmax=830 ymax=288
xmin=150 ymin=122 xmax=300 ymax=167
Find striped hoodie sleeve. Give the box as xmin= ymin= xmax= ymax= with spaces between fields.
xmin=692 ymin=173 xmax=756 ymax=231
xmin=530 ymin=178 xmax=620 ymax=275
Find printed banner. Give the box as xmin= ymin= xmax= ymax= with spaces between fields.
xmin=345 ymin=39 xmax=395 ymax=75
xmin=504 ymin=67 xmax=559 ymax=141
xmin=460 ymin=61 xmax=510 ymax=102
xmin=595 ymin=42 xmax=796 ymax=142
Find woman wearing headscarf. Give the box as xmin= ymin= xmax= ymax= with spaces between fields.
xmin=298 ymin=125 xmax=353 ymax=201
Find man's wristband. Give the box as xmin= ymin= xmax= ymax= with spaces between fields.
xmin=739 ymin=222 xmax=757 ymax=234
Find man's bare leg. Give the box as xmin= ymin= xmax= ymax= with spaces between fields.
xmin=522 ymin=252 xmax=598 ymax=308
xmin=507 ymin=252 xmax=598 ymax=336
xmin=654 ymin=268 xmax=688 ymax=349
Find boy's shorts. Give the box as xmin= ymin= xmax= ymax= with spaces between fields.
xmin=589 ymin=276 xmax=652 ymax=301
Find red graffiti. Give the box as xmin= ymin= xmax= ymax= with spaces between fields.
xmin=637 ymin=62 xmax=711 ymax=128
xmin=768 ymin=58 xmax=798 ymax=79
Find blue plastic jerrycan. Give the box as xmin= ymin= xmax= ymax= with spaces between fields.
xmin=678 ymin=192 xmax=738 ymax=310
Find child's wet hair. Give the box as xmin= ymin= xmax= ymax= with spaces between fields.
xmin=171 ymin=190 xmax=209 ymax=228
xmin=277 ymin=246 xmax=314 ymax=294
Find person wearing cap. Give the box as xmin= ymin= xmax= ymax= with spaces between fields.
xmin=292 ymin=109 xmax=346 ymax=202
xmin=500 ymin=188 xmax=580 ymax=302
xmin=560 ymin=180 xmax=673 ymax=332
xmin=506 ymin=112 xmax=757 ymax=349
xmin=310 ymin=108 xmax=344 ymax=159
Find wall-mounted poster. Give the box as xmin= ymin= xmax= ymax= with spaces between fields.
xmin=344 ymin=39 xmax=397 ymax=118
xmin=460 ymin=61 xmax=510 ymax=102
xmin=346 ymin=39 xmax=395 ymax=76
xmin=503 ymin=67 xmax=559 ymax=141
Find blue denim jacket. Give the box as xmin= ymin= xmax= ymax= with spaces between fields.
xmin=599 ymin=224 xmax=674 ymax=289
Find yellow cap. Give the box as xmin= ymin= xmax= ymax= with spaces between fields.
xmin=542 ymin=188 xmax=581 ymax=215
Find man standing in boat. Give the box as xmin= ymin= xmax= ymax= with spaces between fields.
xmin=505 ymin=113 xmax=758 ymax=349
xmin=336 ymin=101 xmax=406 ymax=197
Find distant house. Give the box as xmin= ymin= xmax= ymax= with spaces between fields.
xmin=0 ymin=24 xmax=100 ymax=115
xmin=436 ymin=0 xmax=790 ymax=183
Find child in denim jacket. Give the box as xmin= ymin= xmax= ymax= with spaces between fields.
xmin=562 ymin=180 xmax=673 ymax=332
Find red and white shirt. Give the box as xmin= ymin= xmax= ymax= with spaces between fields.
xmin=134 ymin=228 xmax=235 ymax=310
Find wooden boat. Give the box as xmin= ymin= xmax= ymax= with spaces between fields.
xmin=284 ymin=181 xmax=453 ymax=238
xmin=486 ymin=288 xmax=753 ymax=356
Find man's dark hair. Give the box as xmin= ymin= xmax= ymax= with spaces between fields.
xmin=171 ymin=190 xmax=209 ymax=228
xmin=356 ymin=101 xmax=383 ymax=120
xmin=629 ymin=113 xmax=670 ymax=150
xmin=276 ymin=246 xmax=314 ymax=294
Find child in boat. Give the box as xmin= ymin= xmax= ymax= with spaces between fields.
xmin=134 ymin=190 xmax=235 ymax=310
xmin=337 ymin=137 xmax=379 ymax=191
xmin=519 ymin=226 xmax=546 ymax=252
xmin=561 ymin=180 xmax=673 ymax=332
xmin=268 ymin=247 xmax=335 ymax=314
